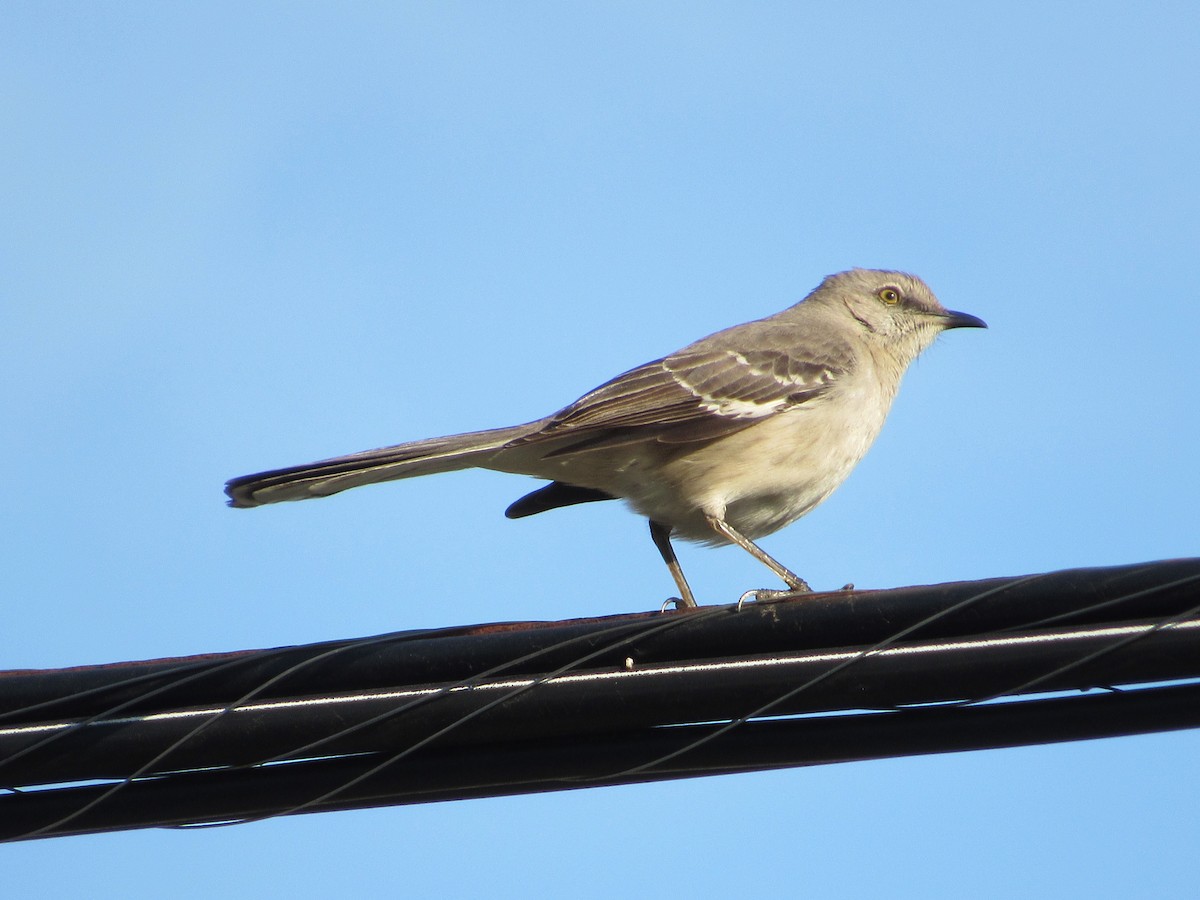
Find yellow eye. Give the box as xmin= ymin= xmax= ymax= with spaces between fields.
xmin=878 ymin=287 xmax=901 ymax=305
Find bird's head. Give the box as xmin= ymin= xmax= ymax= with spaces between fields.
xmin=814 ymin=268 xmax=986 ymax=363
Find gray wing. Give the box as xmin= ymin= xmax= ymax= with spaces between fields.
xmin=508 ymin=342 xmax=849 ymax=455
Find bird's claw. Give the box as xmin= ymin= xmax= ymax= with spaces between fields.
xmin=736 ymin=582 xmax=819 ymax=610
xmin=736 ymin=588 xmax=789 ymax=610
xmin=660 ymin=596 xmax=695 ymax=612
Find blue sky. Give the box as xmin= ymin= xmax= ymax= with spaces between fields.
xmin=4 ymin=2 xmax=1198 ymax=896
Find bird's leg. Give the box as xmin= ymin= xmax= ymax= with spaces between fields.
xmin=649 ymin=520 xmax=697 ymax=609
xmin=704 ymin=514 xmax=812 ymax=598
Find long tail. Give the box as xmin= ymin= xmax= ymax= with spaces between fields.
xmin=225 ymin=423 xmax=536 ymax=508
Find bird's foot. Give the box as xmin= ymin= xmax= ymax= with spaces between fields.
xmin=660 ymin=596 xmax=697 ymax=612
xmin=736 ymin=585 xmax=812 ymax=610
xmin=785 ymin=575 xmax=813 ymax=594
xmin=736 ymin=581 xmax=855 ymax=608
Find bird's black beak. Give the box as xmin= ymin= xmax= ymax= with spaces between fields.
xmin=941 ymin=309 xmax=988 ymax=330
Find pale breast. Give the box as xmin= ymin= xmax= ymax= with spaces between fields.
xmin=621 ymin=377 xmax=893 ymax=544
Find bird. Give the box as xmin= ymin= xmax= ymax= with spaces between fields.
xmin=225 ymin=268 xmax=985 ymax=607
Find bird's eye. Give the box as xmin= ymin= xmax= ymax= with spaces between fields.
xmin=878 ymin=287 xmax=901 ymax=305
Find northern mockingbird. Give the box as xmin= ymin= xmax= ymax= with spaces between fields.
xmin=226 ymin=268 xmax=985 ymax=607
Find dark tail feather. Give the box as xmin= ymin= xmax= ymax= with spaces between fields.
xmin=505 ymin=482 xmax=616 ymax=519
